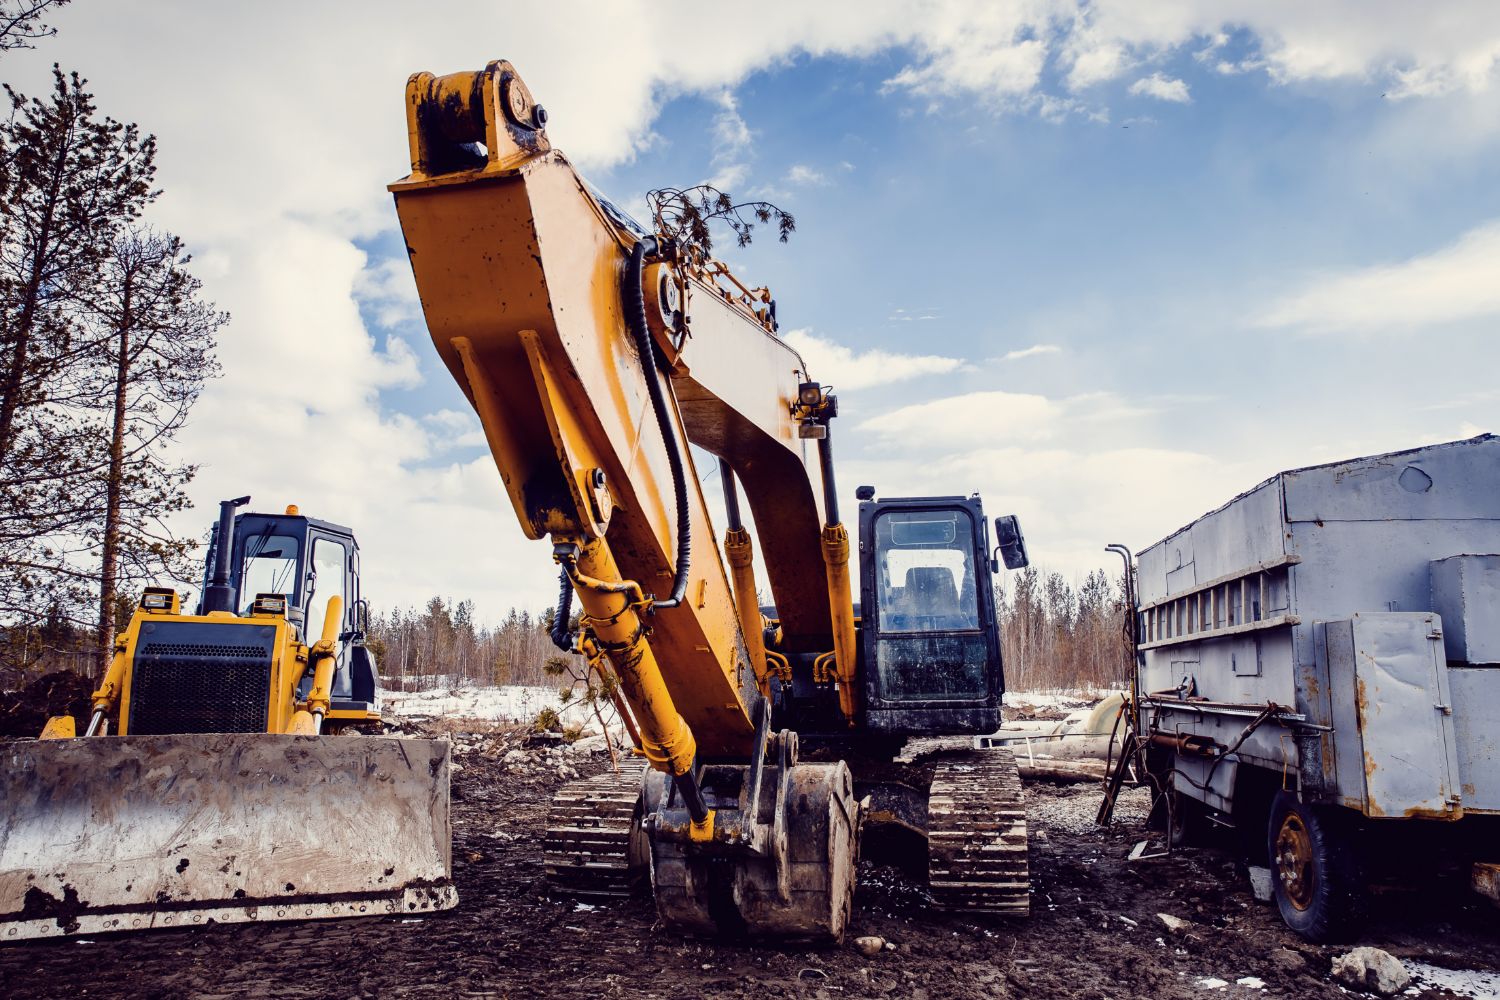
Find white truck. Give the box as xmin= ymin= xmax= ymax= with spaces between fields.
xmin=1133 ymin=435 xmax=1500 ymax=940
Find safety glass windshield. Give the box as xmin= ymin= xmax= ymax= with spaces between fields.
xmin=874 ymin=510 xmax=979 ymax=633
xmin=239 ymin=532 xmax=302 ymax=613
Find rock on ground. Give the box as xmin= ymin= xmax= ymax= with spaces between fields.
xmin=1332 ymin=947 xmax=1411 ymax=996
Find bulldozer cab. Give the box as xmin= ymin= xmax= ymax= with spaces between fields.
xmin=198 ymin=506 xmax=376 ymax=713
xmin=858 ymin=494 xmax=1016 ymax=735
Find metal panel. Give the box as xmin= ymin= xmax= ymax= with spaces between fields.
xmin=1283 ymin=435 xmax=1500 ymax=524
xmin=1448 ymin=667 xmax=1500 ymax=812
xmin=0 ymin=734 xmax=454 ymax=940
xmin=1344 ymin=613 xmax=1461 ymax=819
xmin=1323 ymin=619 xmax=1365 ymax=808
xmin=1431 ymin=555 xmax=1500 ymax=664
xmin=1136 ymin=478 xmax=1285 ymax=606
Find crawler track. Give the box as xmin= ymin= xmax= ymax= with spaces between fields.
xmin=543 ymin=761 xmax=647 ymax=899
xmin=927 ymin=747 xmax=1030 ymax=914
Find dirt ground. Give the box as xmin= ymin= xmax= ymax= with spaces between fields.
xmin=3 ymin=726 xmax=1498 ymax=1000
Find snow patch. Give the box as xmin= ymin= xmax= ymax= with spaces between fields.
xmin=1403 ymin=960 xmax=1500 ymax=998
xmin=383 ymin=684 xmax=615 ymax=733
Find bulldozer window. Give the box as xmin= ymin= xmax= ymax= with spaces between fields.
xmin=874 ymin=510 xmax=979 ymax=634
xmin=239 ymin=533 xmax=302 ymax=615
xmin=305 ymin=538 xmax=349 ymax=643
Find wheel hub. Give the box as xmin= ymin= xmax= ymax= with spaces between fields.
xmin=1274 ymin=813 xmax=1315 ymax=910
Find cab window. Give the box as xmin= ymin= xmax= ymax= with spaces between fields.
xmin=238 ymin=532 xmax=302 ymax=614
xmin=874 ymin=510 xmax=979 ymax=633
xmin=305 ymin=538 xmax=349 ymax=641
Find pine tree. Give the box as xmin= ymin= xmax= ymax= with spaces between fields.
xmin=82 ymin=226 xmax=223 ymax=675
xmin=0 ymin=67 xmax=156 ymax=637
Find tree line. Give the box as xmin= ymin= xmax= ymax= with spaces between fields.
xmin=363 ymin=566 xmax=1133 ymax=698
xmin=364 ymin=597 xmax=575 ymax=691
xmin=0 ymin=1 xmax=224 ymax=685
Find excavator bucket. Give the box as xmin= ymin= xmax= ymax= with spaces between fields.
xmin=0 ymin=733 xmax=455 ymax=941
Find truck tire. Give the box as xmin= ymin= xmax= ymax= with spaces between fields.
xmin=1267 ymin=790 xmax=1364 ymax=941
xmin=1167 ymin=788 xmax=1210 ymax=848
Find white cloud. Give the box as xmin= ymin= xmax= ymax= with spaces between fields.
xmin=1128 ymin=72 xmax=1192 ymax=103
xmin=1257 ymin=219 xmax=1500 ymax=334
xmin=861 ymin=391 xmax=1061 ymax=445
xmin=353 ymin=255 xmax=422 ymax=329
xmin=423 ymin=410 xmax=488 ymax=451
xmin=707 ymin=89 xmax=753 ymax=190
xmin=13 ymin=1 xmax=1500 ymax=619
xmin=858 ymin=389 xmax=1152 ymax=450
xmin=781 ymin=330 xmax=967 ymax=391
xmin=786 ymin=164 xmax=826 ymax=185
xmin=996 ymin=344 xmax=1063 ymax=362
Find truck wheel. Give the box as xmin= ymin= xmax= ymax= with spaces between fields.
xmin=1267 ymin=790 xmax=1364 ymax=941
xmin=1167 ymin=789 xmax=1209 ymax=848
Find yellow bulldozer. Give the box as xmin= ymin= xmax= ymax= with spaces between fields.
xmin=389 ymin=60 xmax=1033 ymax=942
xmin=0 ymin=498 xmax=455 ymax=940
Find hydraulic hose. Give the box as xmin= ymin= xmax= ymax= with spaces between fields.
xmin=549 ymin=568 xmax=574 ymax=652
xmin=622 ymin=236 xmax=691 ymax=609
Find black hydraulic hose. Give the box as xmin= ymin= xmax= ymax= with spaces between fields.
xmin=816 ymin=428 xmax=839 ymax=527
xmin=623 ymin=236 xmax=690 ymax=609
xmin=719 ymin=459 xmax=743 ymax=531
xmin=549 ymin=568 xmax=574 ymax=652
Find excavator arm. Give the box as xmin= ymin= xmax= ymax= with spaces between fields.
xmin=391 ymin=61 xmax=860 ymax=938
xmin=391 ymin=62 xmax=859 ymax=760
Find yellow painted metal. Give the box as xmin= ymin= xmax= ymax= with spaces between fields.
xmin=390 ymin=60 xmax=861 ymax=758
xmin=90 ymin=635 xmax=131 ymax=722
xmin=821 ymin=523 xmax=859 ymax=724
xmin=290 ymin=595 xmax=343 ymax=734
xmin=94 ymin=595 xmax=370 ymax=737
xmin=113 ymin=608 xmax=298 ymax=735
xmin=390 ymin=115 xmax=792 ymax=757
xmin=39 ymin=716 xmax=74 ymax=739
xmin=689 ymin=811 xmax=716 ymax=844
xmin=562 ymin=538 xmax=699 ymax=776
xmin=725 ymin=527 xmax=770 ymax=695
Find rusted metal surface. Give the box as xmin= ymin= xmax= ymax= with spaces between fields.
xmin=1326 ymin=614 xmax=1462 ymax=819
xmin=1132 ymin=436 xmax=1500 ymax=823
xmin=0 ymin=734 xmax=453 ymax=941
xmin=1472 ymin=862 xmax=1500 ymax=906
xmin=645 ymin=760 xmax=858 ymax=943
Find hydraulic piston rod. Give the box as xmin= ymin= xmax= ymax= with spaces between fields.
xmin=555 ymin=539 xmax=714 ymax=837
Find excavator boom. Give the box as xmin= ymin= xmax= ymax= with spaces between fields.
xmin=391 ymin=60 xmax=1027 ymax=941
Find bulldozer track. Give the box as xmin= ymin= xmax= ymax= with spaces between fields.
xmin=927 ymin=746 xmax=1030 ymax=915
xmin=543 ymin=760 xmax=647 ymax=899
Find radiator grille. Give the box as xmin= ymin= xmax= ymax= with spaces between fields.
xmin=128 ymin=623 xmax=276 ymax=735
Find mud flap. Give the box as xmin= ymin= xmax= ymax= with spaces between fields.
xmin=0 ymin=734 xmax=455 ymax=941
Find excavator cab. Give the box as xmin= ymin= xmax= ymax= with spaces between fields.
xmin=858 ymin=493 xmax=1020 ymax=735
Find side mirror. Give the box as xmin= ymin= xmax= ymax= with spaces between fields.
xmin=993 ymin=514 xmax=1029 ymax=570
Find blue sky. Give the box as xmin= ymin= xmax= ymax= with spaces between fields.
xmin=13 ymin=2 xmax=1500 ymax=620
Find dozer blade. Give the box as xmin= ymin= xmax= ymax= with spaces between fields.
xmin=0 ymin=733 xmax=455 ymax=941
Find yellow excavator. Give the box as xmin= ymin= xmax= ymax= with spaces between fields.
xmin=0 ymin=499 xmax=455 ymax=940
xmin=390 ymin=61 xmax=1033 ymax=942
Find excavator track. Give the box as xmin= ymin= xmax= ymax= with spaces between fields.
xmin=544 ymin=761 xmax=648 ymax=899
xmin=927 ymin=746 xmax=1030 ymax=915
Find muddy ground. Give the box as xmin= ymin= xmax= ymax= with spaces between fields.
xmin=2 ymin=725 xmax=1498 ymax=1000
